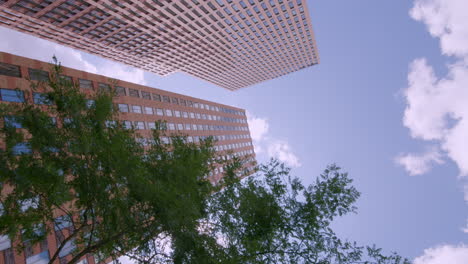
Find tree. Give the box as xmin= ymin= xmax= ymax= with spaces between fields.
xmin=0 ymin=59 xmax=410 ymax=264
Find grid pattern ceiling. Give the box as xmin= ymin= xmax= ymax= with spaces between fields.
xmin=0 ymin=0 xmax=319 ymax=90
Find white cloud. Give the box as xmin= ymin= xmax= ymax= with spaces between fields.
xmin=267 ymin=141 xmax=301 ymax=168
xmin=395 ymin=147 xmax=444 ymax=176
xmin=403 ymin=0 xmax=468 ymax=239
xmin=413 ymin=244 xmax=468 ymax=264
xmin=410 ymin=0 xmax=468 ymax=60
xmin=247 ymin=112 xmax=301 ymax=168
xmin=400 ymin=0 xmax=468 ymax=178
xmin=0 ymin=27 xmax=147 ymax=85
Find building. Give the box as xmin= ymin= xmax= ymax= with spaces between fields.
xmin=0 ymin=0 xmax=319 ymax=90
xmin=0 ymin=51 xmax=256 ymax=264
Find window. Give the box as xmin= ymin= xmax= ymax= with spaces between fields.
xmin=141 ymin=91 xmax=151 ymax=100
xmin=12 ymin=143 xmax=31 ymax=155
xmin=28 ymin=68 xmax=49 ymax=81
xmin=58 ymin=239 xmax=76 ymax=258
xmin=147 ymin=122 xmax=156 ymax=129
xmin=54 ymin=215 xmax=72 ymax=231
xmin=115 ymin=86 xmax=126 ymax=96
xmin=171 ymin=97 xmax=179 ymax=104
xmin=86 ymin=100 xmax=95 ymax=108
xmin=134 ymin=121 xmax=145 ymax=130
xmin=177 ymin=124 xmax=183 ymax=130
xmin=0 ymin=235 xmax=11 ymax=251
xmin=182 ymin=112 xmax=188 ymax=118
xmin=168 ymin=123 xmax=175 ymax=130
xmin=26 ymin=250 xmax=49 ymax=264
xmin=79 ymin=79 xmax=93 ymax=89
xmin=156 ymin=108 xmax=164 ymax=116
xmin=123 ymin=121 xmax=132 ymax=129
xmin=0 ymin=62 xmax=21 ymax=77
xmin=174 ymin=110 xmax=181 ymax=117
xmin=144 ymin=107 xmax=153 ymax=115
xmin=118 ymin=104 xmax=129 ymax=113
xmin=0 ymin=89 xmax=24 ymax=102
xmin=129 ymin=88 xmax=140 ymax=98
xmin=152 ymin=93 xmax=161 ymax=101
xmin=98 ymin=83 xmax=111 ymax=93
xmin=185 ymin=124 xmax=191 ymax=130
xmin=162 ymin=96 xmax=170 ymax=103
xmin=189 ymin=112 xmax=195 ymax=118
xmin=33 ymin=93 xmax=50 ymax=105
xmin=165 ymin=109 xmax=173 ymax=116
xmin=132 ymin=105 xmax=142 ymax=114
xmin=4 ymin=116 xmax=21 ymax=128
xmin=192 ymin=124 xmax=197 ymax=130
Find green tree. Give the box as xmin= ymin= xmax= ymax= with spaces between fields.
xmin=0 ymin=59 xmax=410 ymax=264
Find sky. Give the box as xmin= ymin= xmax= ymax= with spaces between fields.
xmin=1 ymin=0 xmax=467 ymax=263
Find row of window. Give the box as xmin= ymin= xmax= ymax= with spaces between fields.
xmin=124 ymin=120 xmax=248 ymax=132
xmin=117 ymin=103 xmax=247 ymax=123
xmin=0 ymin=61 xmax=245 ymax=117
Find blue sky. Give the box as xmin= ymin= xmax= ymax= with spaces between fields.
xmin=1 ymin=0 xmax=467 ymax=262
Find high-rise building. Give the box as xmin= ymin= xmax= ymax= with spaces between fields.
xmin=0 ymin=0 xmax=319 ymax=90
xmin=0 ymin=51 xmax=256 ymax=264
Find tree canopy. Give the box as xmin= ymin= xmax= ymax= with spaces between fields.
xmin=0 ymin=59 xmax=410 ymax=264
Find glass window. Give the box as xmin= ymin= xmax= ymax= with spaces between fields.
xmin=123 ymin=121 xmax=132 ymax=129
xmin=118 ymin=104 xmax=129 ymax=113
xmin=152 ymin=93 xmax=161 ymax=101
xmin=26 ymin=250 xmax=49 ymax=264
xmin=182 ymin=112 xmax=188 ymax=118
xmin=174 ymin=111 xmax=181 ymax=117
xmin=198 ymin=124 xmax=203 ymax=130
xmin=156 ymin=108 xmax=164 ymax=116
xmin=0 ymin=235 xmax=11 ymax=251
xmin=171 ymin=97 xmax=179 ymax=104
xmin=196 ymin=113 xmax=201 ymax=119
xmin=0 ymin=89 xmax=24 ymax=102
xmin=165 ymin=109 xmax=173 ymax=116
xmin=189 ymin=112 xmax=195 ymax=118
xmin=58 ymin=239 xmax=76 ymax=258
xmin=177 ymin=124 xmax=183 ymax=130
xmin=32 ymin=92 xmax=50 ymax=105
xmin=162 ymin=96 xmax=170 ymax=103
xmin=147 ymin=122 xmax=156 ymax=129
xmin=129 ymin=88 xmax=140 ymax=98
xmin=98 ymin=83 xmax=111 ymax=93
xmin=28 ymin=68 xmax=49 ymax=81
xmin=141 ymin=91 xmax=151 ymax=100
xmin=192 ymin=124 xmax=197 ymax=130
xmin=168 ymin=123 xmax=175 ymax=130
xmin=4 ymin=116 xmax=21 ymax=128
xmin=12 ymin=143 xmax=31 ymax=155
xmin=0 ymin=62 xmax=21 ymax=77
xmin=78 ymin=79 xmax=93 ymax=89
xmin=134 ymin=121 xmax=145 ymax=130
xmin=115 ymin=86 xmax=126 ymax=96
xmin=86 ymin=100 xmax=95 ymax=108
xmin=185 ymin=124 xmax=191 ymax=130
xmin=54 ymin=215 xmax=72 ymax=231
xmin=144 ymin=107 xmax=153 ymax=115
xmin=132 ymin=105 xmax=142 ymax=113
xmin=180 ymin=99 xmax=187 ymax=106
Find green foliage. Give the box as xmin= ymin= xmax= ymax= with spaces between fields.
xmin=0 ymin=59 xmax=410 ymax=264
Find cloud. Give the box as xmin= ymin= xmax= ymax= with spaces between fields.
xmin=247 ymin=111 xmax=301 ymax=168
xmin=410 ymin=0 xmax=468 ymax=60
xmin=400 ymin=0 xmax=468 ymax=178
xmin=0 ymin=27 xmax=147 ymax=85
xmin=395 ymin=147 xmax=444 ymax=176
xmin=413 ymin=244 xmax=468 ymax=264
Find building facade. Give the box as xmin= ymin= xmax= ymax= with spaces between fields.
xmin=0 ymin=52 xmax=256 ymax=264
xmin=0 ymin=0 xmax=319 ymax=90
